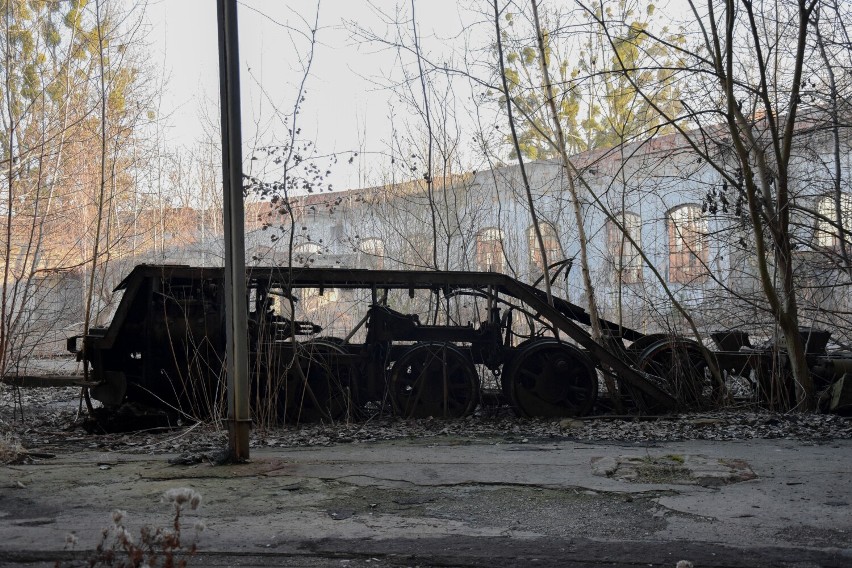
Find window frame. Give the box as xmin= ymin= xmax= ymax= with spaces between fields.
xmin=476 ymin=227 xmax=506 ymax=273
xmin=527 ymin=223 xmax=560 ymax=273
xmin=358 ymin=237 xmax=385 ymax=270
xmin=606 ymin=211 xmax=643 ymax=284
xmin=815 ymin=193 xmax=852 ymax=250
xmin=667 ymin=204 xmax=708 ymax=284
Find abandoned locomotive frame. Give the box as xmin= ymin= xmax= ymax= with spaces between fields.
xmin=64 ymin=263 xmax=851 ymax=423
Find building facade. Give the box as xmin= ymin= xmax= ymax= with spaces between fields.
xmin=244 ymin=125 xmax=852 ymax=345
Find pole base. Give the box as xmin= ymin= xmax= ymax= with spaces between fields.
xmin=226 ymin=418 xmax=251 ymax=462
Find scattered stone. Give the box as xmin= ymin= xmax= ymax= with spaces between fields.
xmin=3 ymin=383 xmax=852 ymax=455
xmin=685 ymin=418 xmax=722 ymax=427
xmin=168 ymin=453 xmax=203 ymax=466
xmin=327 ymin=509 xmax=355 ymax=520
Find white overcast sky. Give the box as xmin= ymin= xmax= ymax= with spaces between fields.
xmin=145 ymin=0 xmax=480 ymax=191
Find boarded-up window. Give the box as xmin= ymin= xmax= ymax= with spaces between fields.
xmin=606 ymin=212 xmax=643 ymax=283
xmin=358 ymin=237 xmax=385 ymax=270
xmin=477 ymin=227 xmax=505 ymax=273
xmin=668 ymin=205 xmax=708 ymax=283
xmin=816 ymin=194 xmax=852 ymax=249
xmin=527 ymin=223 xmax=560 ymax=273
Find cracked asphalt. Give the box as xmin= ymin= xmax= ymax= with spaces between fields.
xmin=1 ymin=437 xmax=850 ymax=567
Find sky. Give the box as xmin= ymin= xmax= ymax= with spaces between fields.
xmin=145 ymin=0 xmax=480 ymax=192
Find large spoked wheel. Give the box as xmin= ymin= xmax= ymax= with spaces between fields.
xmin=637 ymin=337 xmax=719 ymax=412
xmin=504 ymin=339 xmax=598 ymax=418
xmin=390 ymin=342 xmax=480 ymax=418
xmin=283 ymin=339 xmax=353 ymax=423
xmin=626 ymin=333 xmax=671 ymax=357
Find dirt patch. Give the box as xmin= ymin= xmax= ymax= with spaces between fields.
xmin=591 ymin=453 xmax=757 ymax=486
xmin=0 ymin=495 xmax=60 ymax=522
xmin=775 ymin=524 xmax=851 ymax=548
xmin=323 ymin=483 xmax=669 ymax=540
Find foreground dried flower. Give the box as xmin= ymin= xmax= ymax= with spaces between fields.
xmin=59 ymin=488 xmax=205 ymax=568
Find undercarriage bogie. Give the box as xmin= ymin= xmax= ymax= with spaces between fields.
xmin=390 ymin=342 xmax=480 ymax=419
xmin=636 ymin=338 xmax=719 ymax=412
xmin=280 ymin=339 xmax=354 ymax=423
xmin=69 ymin=264 xmax=849 ymax=423
xmin=504 ymin=339 xmax=598 ymax=418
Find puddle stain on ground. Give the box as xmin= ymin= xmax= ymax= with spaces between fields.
xmin=140 ymin=458 xmax=293 ymax=480
xmin=591 ymin=454 xmax=757 ymax=487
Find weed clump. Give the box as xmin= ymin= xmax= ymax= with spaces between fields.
xmin=0 ymin=432 xmax=26 ymax=464
xmin=60 ymin=487 xmax=204 ymax=568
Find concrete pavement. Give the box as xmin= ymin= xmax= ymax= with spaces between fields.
xmin=1 ymin=436 xmax=850 ymax=567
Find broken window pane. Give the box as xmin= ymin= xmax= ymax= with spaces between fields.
xmin=815 ymin=194 xmax=852 ymax=250
xmin=606 ymin=212 xmax=643 ymax=283
xmin=527 ymin=223 xmax=560 ymax=276
xmin=668 ymin=205 xmax=708 ymax=283
xmin=476 ymin=227 xmax=506 ymax=273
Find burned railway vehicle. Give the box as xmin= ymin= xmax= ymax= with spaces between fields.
xmin=68 ymin=264 xmax=851 ymax=422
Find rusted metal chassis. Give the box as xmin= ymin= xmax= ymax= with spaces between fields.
xmin=69 ymin=264 xmax=677 ymax=413
xmin=246 ymin=266 xmax=677 ymax=410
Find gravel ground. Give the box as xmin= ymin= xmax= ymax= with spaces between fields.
xmin=2 ymin=383 xmax=851 ymax=461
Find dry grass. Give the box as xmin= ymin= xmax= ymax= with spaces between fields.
xmin=0 ymin=432 xmax=26 ymax=464
xmin=59 ymin=488 xmax=205 ymax=568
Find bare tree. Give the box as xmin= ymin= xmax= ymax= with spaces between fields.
xmin=583 ymin=0 xmax=852 ymax=410
xmin=0 ymin=0 xmax=151 ymax=381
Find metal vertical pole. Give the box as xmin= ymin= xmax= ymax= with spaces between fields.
xmin=217 ymin=0 xmax=250 ymax=461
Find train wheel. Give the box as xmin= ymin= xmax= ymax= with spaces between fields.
xmin=504 ymin=339 xmax=598 ymax=417
xmin=390 ymin=342 xmax=479 ymax=418
xmin=285 ymin=339 xmax=353 ymax=423
xmin=637 ymin=337 xmax=718 ymax=412
xmin=626 ymin=333 xmax=671 ymax=358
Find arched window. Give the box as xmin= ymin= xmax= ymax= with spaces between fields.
xmin=477 ymin=227 xmax=506 ymax=273
xmin=293 ymin=242 xmax=321 ymax=266
xmin=816 ymin=194 xmax=852 ymax=249
xmin=527 ymin=223 xmax=560 ymax=273
xmin=291 ymin=242 xmax=336 ymax=312
xmin=248 ymin=245 xmax=273 ymax=264
xmin=358 ymin=237 xmax=385 ymax=270
xmin=606 ymin=212 xmax=642 ymax=283
xmin=668 ymin=205 xmax=708 ymax=283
